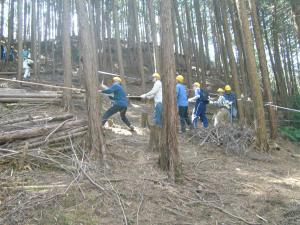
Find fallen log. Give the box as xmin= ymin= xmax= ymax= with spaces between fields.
xmin=0 ymin=94 xmax=62 ymax=98
xmin=0 ymin=115 xmax=43 ymax=126
xmin=0 ymin=98 xmax=61 ymax=103
xmin=0 ymin=120 xmax=86 ymax=142
xmin=1 ymin=114 xmax=74 ymax=129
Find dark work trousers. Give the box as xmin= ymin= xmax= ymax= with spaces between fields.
xmin=178 ymin=106 xmax=192 ymax=132
xmin=102 ymin=104 xmax=131 ymax=128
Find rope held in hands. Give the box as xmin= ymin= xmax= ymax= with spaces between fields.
xmin=0 ymin=77 xmax=299 ymax=113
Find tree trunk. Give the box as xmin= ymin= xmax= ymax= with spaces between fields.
xmin=36 ymin=1 xmax=41 ymax=80
xmin=272 ymin=4 xmax=288 ymax=105
xmin=210 ymin=12 xmax=221 ymax=70
xmin=23 ymin=0 xmax=27 ymax=40
xmin=132 ymin=0 xmax=146 ymax=91
xmin=291 ymin=0 xmax=300 ymax=45
xmin=76 ymin=0 xmax=107 ymax=160
xmin=220 ymin=0 xmax=245 ymax=122
xmin=17 ymin=0 xmax=23 ymax=81
xmin=236 ymin=0 xmax=269 ymax=151
xmin=105 ymin=0 xmax=113 ymax=71
xmin=6 ymin=0 xmax=14 ymax=66
xmin=249 ymin=0 xmax=277 ymax=139
xmin=0 ymin=0 xmax=4 ymax=37
xmin=194 ymin=0 xmax=206 ymax=81
xmin=203 ymin=2 xmax=211 ymax=70
xmin=62 ymin=0 xmax=72 ymax=111
xmin=213 ymin=0 xmax=230 ymax=82
xmin=31 ymin=0 xmax=38 ymax=80
xmin=159 ymin=0 xmax=182 ymax=182
xmin=173 ymin=0 xmax=192 ymax=87
xmin=112 ymin=0 xmax=127 ymax=91
xmin=228 ymin=0 xmax=251 ymax=123
xmin=44 ymin=0 xmax=50 ymax=56
xmin=147 ymin=0 xmax=160 ymax=72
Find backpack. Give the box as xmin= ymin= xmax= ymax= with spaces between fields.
xmin=200 ymin=89 xmax=209 ymax=104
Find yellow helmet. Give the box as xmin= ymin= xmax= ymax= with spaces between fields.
xmin=152 ymin=72 xmax=160 ymax=79
xmin=217 ymin=88 xmax=225 ymax=93
xmin=193 ymin=82 xmax=201 ymax=87
xmin=113 ymin=77 xmax=122 ymax=83
xmin=225 ymin=85 xmax=231 ymax=91
xmin=176 ymin=75 xmax=184 ymax=83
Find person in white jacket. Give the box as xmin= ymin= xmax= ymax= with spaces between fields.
xmin=23 ymin=56 xmax=34 ymax=80
xmin=140 ymin=73 xmax=163 ymax=126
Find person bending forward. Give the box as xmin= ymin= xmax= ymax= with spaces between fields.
xmin=101 ymin=77 xmax=134 ymax=131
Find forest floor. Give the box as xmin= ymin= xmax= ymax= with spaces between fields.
xmin=0 ymin=75 xmax=300 ymax=225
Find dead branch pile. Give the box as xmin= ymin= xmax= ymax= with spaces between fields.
xmin=0 ymin=110 xmax=88 ymax=169
xmin=188 ymin=124 xmax=254 ymax=154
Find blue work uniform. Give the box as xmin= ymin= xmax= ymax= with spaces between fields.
xmin=101 ymin=82 xmax=132 ymax=128
xmin=22 ymin=49 xmax=30 ymax=60
xmin=176 ymin=83 xmax=191 ymax=132
xmin=192 ymin=88 xmax=208 ymax=128
xmin=223 ymin=92 xmax=237 ymax=118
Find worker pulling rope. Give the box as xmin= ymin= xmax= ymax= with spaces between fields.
xmin=0 ymin=77 xmax=300 ymax=114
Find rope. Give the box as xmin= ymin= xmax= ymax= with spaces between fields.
xmin=265 ymin=103 xmax=300 ymax=113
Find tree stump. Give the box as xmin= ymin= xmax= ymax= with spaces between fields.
xmin=148 ymin=125 xmax=161 ymax=152
xmin=141 ymin=112 xmax=149 ymax=128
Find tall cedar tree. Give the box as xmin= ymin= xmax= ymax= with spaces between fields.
xmin=76 ymin=0 xmax=107 ymax=160
xmin=62 ymin=0 xmax=72 ymax=111
xmin=17 ymin=0 xmax=23 ymax=81
xmin=159 ymin=0 xmax=182 ymax=182
xmin=236 ymin=0 xmax=269 ymax=151
xmin=249 ymin=0 xmax=277 ymax=139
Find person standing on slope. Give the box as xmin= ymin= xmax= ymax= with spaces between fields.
xmin=140 ymin=73 xmax=163 ymax=127
xmin=176 ymin=75 xmax=192 ymax=133
xmin=188 ymin=82 xmax=208 ymax=128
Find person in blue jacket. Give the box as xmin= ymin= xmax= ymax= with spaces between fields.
xmin=22 ymin=46 xmax=30 ymax=60
xmin=9 ymin=46 xmax=14 ymax=61
xmin=188 ymin=82 xmax=208 ymax=128
xmin=101 ymin=77 xmax=134 ymax=131
xmin=223 ymin=84 xmax=237 ymax=119
xmin=176 ymin=75 xmax=192 ymax=133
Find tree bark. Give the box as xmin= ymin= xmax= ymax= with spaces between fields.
xmin=76 ymin=0 xmax=107 ymax=160
xmin=213 ymin=0 xmax=230 ymax=82
xmin=194 ymin=0 xmax=206 ymax=80
xmin=236 ymin=0 xmax=269 ymax=151
xmin=159 ymin=0 xmax=182 ymax=182
xmin=173 ymin=0 xmax=192 ymax=87
xmin=228 ymin=0 xmax=251 ymax=122
xmin=23 ymin=0 xmax=27 ymax=40
xmin=31 ymin=0 xmax=38 ymax=80
xmin=0 ymin=0 xmax=4 ymax=37
xmin=249 ymin=0 xmax=277 ymax=139
xmin=62 ymin=0 xmax=72 ymax=111
xmin=147 ymin=0 xmax=160 ymax=72
xmin=112 ymin=0 xmax=127 ymax=91
xmin=272 ymin=3 xmax=288 ymax=105
xmin=6 ymin=0 xmax=14 ymax=66
xmin=17 ymin=0 xmax=23 ymax=81
xmin=132 ymin=0 xmax=146 ymax=91
xmin=291 ymin=0 xmax=300 ymax=45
